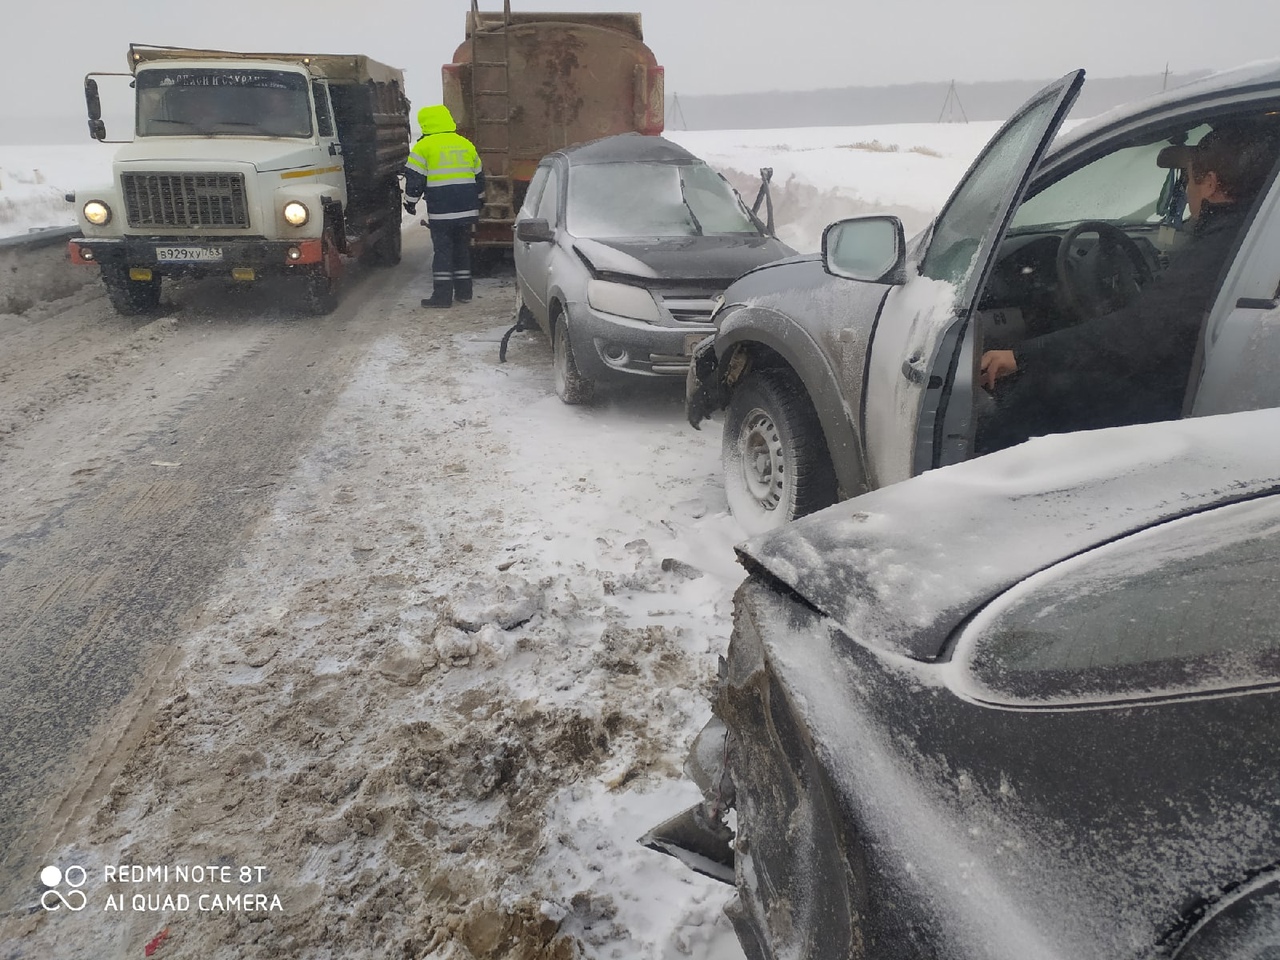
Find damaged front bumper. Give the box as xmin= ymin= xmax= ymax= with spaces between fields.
xmin=685 ymin=335 xmax=722 ymax=429
xmin=638 ymin=715 xmax=736 ymax=885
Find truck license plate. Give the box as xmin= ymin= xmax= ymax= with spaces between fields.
xmin=155 ymin=246 xmax=224 ymax=262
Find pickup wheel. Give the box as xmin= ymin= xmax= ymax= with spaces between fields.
xmin=101 ymin=267 xmax=161 ymax=316
xmin=723 ymin=369 xmax=836 ymax=535
xmin=552 ymin=317 xmax=594 ymax=405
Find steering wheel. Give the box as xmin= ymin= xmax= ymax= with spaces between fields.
xmin=1055 ymin=221 xmax=1153 ymax=322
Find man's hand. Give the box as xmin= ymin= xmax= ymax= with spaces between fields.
xmin=980 ymin=350 xmax=1018 ymax=390
xmin=403 ymin=199 xmax=417 ymax=215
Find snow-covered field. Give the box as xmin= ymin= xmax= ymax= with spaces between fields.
xmin=0 ymin=124 xmax=1004 ymax=248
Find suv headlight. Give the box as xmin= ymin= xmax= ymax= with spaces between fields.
xmin=283 ymin=201 xmax=309 ymax=226
xmin=83 ymin=200 xmax=111 ymax=225
xmin=586 ymin=280 xmax=661 ymax=323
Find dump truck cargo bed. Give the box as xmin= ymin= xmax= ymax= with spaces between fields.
xmin=443 ymin=7 xmax=664 ymax=252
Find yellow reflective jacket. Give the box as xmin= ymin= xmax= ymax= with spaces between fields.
xmin=404 ymin=105 xmax=485 ymax=222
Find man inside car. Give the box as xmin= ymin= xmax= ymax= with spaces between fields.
xmin=977 ymin=119 xmax=1280 ymax=450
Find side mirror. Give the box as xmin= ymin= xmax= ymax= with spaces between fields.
xmin=821 ymin=216 xmax=907 ymax=284
xmin=515 ymin=218 xmax=554 ymax=243
xmin=85 ymin=77 xmax=102 ymax=120
xmin=84 ymin=77 xmax=107 ymax=140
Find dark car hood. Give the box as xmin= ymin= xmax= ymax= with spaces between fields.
xmin=737 ymin=407 xmax=1280 ymax=660
xmin=573 ymin=235 xmax=794 ymax=283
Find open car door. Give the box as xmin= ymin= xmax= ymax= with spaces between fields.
xmin=861 ymin=70 xmax=1084 ymax=488
xmin=1187 ymin=159 xmax=1280 ymax=417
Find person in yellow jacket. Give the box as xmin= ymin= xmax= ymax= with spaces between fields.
xmin=403 ymin=105 xmax=486 ymax=308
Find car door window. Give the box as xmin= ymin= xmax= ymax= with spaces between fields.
xmin=952 ymin=495 xmax=1280 ymax=707
xmin=921 ymin=73 xmax=1084 ymax=308
xmin=519 ymin=166 xmax=550 ymax=220
xmin=535 ymin=168 xmax=560 ymax=226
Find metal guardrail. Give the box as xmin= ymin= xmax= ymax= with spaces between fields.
xmin=0 ymin=226 xmax=79 ymax=252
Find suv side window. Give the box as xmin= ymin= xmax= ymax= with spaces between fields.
xmin=953 ymin=495 xmax=1280 ymax=707
xmin=920 ymin=87 xmax=1071 ymax=300
xmin=519 ymin=165 xmax=550 ymax=220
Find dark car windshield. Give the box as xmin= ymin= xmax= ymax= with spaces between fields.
xmin=566 ymin=161 xmax=760 ymax=238
xmin=136 ymin=68 xmax=313 ymax=138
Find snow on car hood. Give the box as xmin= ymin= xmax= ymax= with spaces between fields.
xmin=113 ymin=138 xmax=325 ymax=174
xmin=573 ymin=235 xmax=793 ymax=283
xmin=737 ymin=407 xmax=1280 ymax=660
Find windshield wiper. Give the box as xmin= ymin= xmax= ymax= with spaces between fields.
xmin=678 ymin=176 xmax=704 ymax=236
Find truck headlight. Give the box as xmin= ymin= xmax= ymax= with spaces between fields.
xmin=283 ymin=201 xmax=309 ymax=226
xmin=83 ymin=200 xmax=111 ymax=225
xmin=586 ymin=280 xmax=661 ymax=323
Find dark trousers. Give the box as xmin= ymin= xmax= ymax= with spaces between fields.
xmin=427 ymin=221 xmax=474 ymax=304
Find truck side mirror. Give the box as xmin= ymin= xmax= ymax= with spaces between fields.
xmin=85 ymin=78 xmax=103 ymax=121
xmin=515 ymin=218 xmax=554 ymax=243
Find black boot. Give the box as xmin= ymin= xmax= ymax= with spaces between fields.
xmin=421 ymin=286 xmax=453 ymax=309
xmin=454 ymin=276 xmax=473 ymax=304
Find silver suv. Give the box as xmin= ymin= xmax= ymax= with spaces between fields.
xmin=688 ymin=63 xmax=1280 ymax=533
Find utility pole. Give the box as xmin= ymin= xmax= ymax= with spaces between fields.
xmin=1162 ymin=62 xmax=1170 ymax=92
xmin=671 ymin=92 xmax=688 ymax=131
xmin=937 ymin=80 xmax=968 ymax=124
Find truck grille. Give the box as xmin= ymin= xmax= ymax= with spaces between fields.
xmin=121 ymin=173 xmax=250 ymax=229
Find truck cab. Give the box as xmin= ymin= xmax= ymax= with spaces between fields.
xmin=69 ymin=44 xmax=409 ymax=315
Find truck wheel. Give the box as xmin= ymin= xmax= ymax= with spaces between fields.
xmin=303 ymin=229 xmax=340 ymax=314
xmin=363 ymin=188 xmax=403 ymax=267
xmin=102 ymin=267 xmax=161 ymax=316
xmin=303 ymin=266 xmax=337 ymax=315
xmin=375 ymin=219 xmax=402 ymax=266
xmin=552 ymin=317 xmax=594 ymax=405
xmin=722 ymin=369 xmax=836 ymax=535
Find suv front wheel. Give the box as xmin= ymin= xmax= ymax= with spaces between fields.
xmin=723 ymin=369 xmax=836 ymax=535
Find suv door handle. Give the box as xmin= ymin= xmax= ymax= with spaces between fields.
xmin=902 ymin=355 xmax=926 ymax=383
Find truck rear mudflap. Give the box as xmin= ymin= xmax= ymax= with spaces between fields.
xmin=68 ymin=236 xmax=326 ymax=273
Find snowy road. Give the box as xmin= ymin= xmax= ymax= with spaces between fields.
xmin=0 ymin=230 xmax=748 ymax=958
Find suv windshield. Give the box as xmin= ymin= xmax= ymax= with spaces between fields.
xmin=136 ymin=68 xmax=313 ymax=138
xmin=566 ymin=161 xmax=760 ymax=238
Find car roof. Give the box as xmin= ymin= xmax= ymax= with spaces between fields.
xmin=554 ymin=132 xmax=702 ymax=165
xmin=738 ymin=407 xmax=1280 ymax=661
xmin=1051 ymin=57 xmax=1280 ymax=157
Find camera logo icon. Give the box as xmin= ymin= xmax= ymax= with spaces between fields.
xmin=40 ymin=865 xmax=87 ymax=912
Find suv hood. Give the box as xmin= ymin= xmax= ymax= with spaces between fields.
xmin=574 ymin=235 xmax=794 ymax=283
xmin=738 ymin=408 xmax=1280 ymax=661
xmin=114 ymin=138 xmax=324 ymax=174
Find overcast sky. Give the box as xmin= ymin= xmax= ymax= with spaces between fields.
xmin=8 ymin=0 xmax=1278 ymax=119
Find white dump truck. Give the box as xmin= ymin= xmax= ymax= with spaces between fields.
xmin=68 ymin=43 xmax=411 ymax=314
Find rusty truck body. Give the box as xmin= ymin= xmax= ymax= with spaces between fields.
xmin=442 ymin=2 xmax=665 ymax=257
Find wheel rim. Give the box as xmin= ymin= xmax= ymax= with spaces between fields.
xmin=739 ymin=409 xmax=785 ymax=512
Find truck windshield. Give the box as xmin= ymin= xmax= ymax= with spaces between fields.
xmin=136 ymin=68 xmax=313 ymax=138
xmin=567 ymin=162 xmax=760 ymax=238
